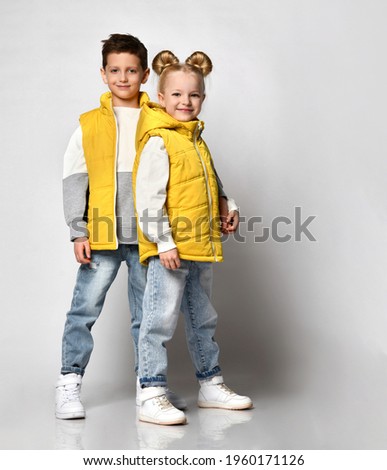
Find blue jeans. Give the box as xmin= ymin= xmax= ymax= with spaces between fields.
xmin=61 ymin=245 xmax=147 ymax=376
xmin=139 ymin=258 xmax=221 ymax=387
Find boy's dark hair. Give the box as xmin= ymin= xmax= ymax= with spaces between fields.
xmin=101 ymin=34 xmax=148 ymax=70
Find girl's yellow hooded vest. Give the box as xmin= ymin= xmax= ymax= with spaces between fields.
xmin=79 ymin=91 xmax=149 ymax=250
xmin=133 ymin=102 xmax=223 ymax=264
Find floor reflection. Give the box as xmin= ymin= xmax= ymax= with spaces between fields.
xmin=55 ymin=418 xmax=85 ymax=450
xmin=198 ymin=408 xmax=253 ymax=443
xmin=136 ymin=417 xmax=186 ymax=449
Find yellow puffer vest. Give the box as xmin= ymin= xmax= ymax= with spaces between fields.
xmin=79 ymin=91 xmax=149 ymax=250
xmin=133 ymin=102 xmax=223 ymax=264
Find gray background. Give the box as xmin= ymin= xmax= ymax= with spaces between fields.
xmin=1 ymin=0 xmax=387 ymax=450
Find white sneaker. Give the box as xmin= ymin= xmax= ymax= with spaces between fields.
xmin=55 ymin=373 xmax=85 ymax=420
xmin=136 ymin=378 xmax=187 ymax=410
xmin=138 ymin=386 xmax=187 ymax=426
xmin=198 ymin=376 xmax=253 ymax=410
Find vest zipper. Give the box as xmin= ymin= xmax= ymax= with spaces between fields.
xmin=111 ymin=103 xmax=119 ymax=249
xmin=193 ymin=123 xmax=218 ymax=262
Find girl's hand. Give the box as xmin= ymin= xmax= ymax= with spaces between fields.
xmin=74 ymin=237 xmax=91 ymax=264
xmin=226 ymin=210 xmax=239 ymax=232
xmin=159 ymin=248 xmax=181 ymax=270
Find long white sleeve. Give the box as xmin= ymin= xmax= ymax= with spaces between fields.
xmin=62 ymin=126 xmax=89 ymax=240
xmin=135 ymin=136 xmax=177 ymax=253
xmin=226 ymin=197 xmax=239 ymax=212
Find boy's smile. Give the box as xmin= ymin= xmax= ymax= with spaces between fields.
xmin=101 ymin=52 xmax=149 ymax=107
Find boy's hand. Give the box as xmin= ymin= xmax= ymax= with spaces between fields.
xmin=159 ymin=248 xmax=181 ymax=270
xmin=74 ymin=237 xmax=91 ymax=264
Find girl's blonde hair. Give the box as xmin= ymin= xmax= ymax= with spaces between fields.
xmin=152 ymin=50 xmax=213 ymax=92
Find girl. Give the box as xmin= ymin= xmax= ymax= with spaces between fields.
xmin=133 ymin=50 xmax=252 ymax=425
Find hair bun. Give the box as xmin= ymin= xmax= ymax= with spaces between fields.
xmin=152 ymin=50 xmax=179 ymax=75
xmin=185 ymin=51 xmax=213 ymax=76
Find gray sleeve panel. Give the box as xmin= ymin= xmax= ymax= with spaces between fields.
xmin=211 ymin=160 xmax=227 ymax=198
xmin=214 ymin=169 xmax=227 ymax=199
xmin=213 ymin=167 xmax=239 ymax=211
xmin=63 ymin=173 xmax=89 ymax=240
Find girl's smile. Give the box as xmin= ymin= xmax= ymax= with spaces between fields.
xmin=158 ymin=70 xmax=205 ymax=122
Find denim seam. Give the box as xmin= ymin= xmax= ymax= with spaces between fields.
xmin=186 ymin=268 xmax=207 ymax=370
xmin=126 ymin=249 xmax=138 ymax=373
xmin=142 ymin=259 xmax=155 ymax=378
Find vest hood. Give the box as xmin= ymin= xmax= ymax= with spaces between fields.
xmin=137 ymin=102 xmax=205 ymax=143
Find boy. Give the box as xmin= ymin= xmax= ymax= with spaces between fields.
xmin=56 ymin=34 xmax=152 ymax=419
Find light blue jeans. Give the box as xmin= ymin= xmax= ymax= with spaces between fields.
xmin=139 ymin=257 xmax=221 ymax=387
xmin=61 ymin=244 xmax=147 ymax=376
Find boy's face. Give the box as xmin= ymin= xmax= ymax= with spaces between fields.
xmin=101 ymin=52 xmax=149 ymax=107
xmin=158 ymin=71 xmax=205 ymax=122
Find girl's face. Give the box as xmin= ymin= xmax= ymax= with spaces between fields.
xmin=158 ymin=70 xmax=205 ymax=122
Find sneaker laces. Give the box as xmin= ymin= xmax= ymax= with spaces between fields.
xmin=155 ymin=395 xmax=174 ymax=411
xmin=217 ymin=383 xmax=237 ymax=396
xmin=62 ymin=384 xmax=81 ymax=403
